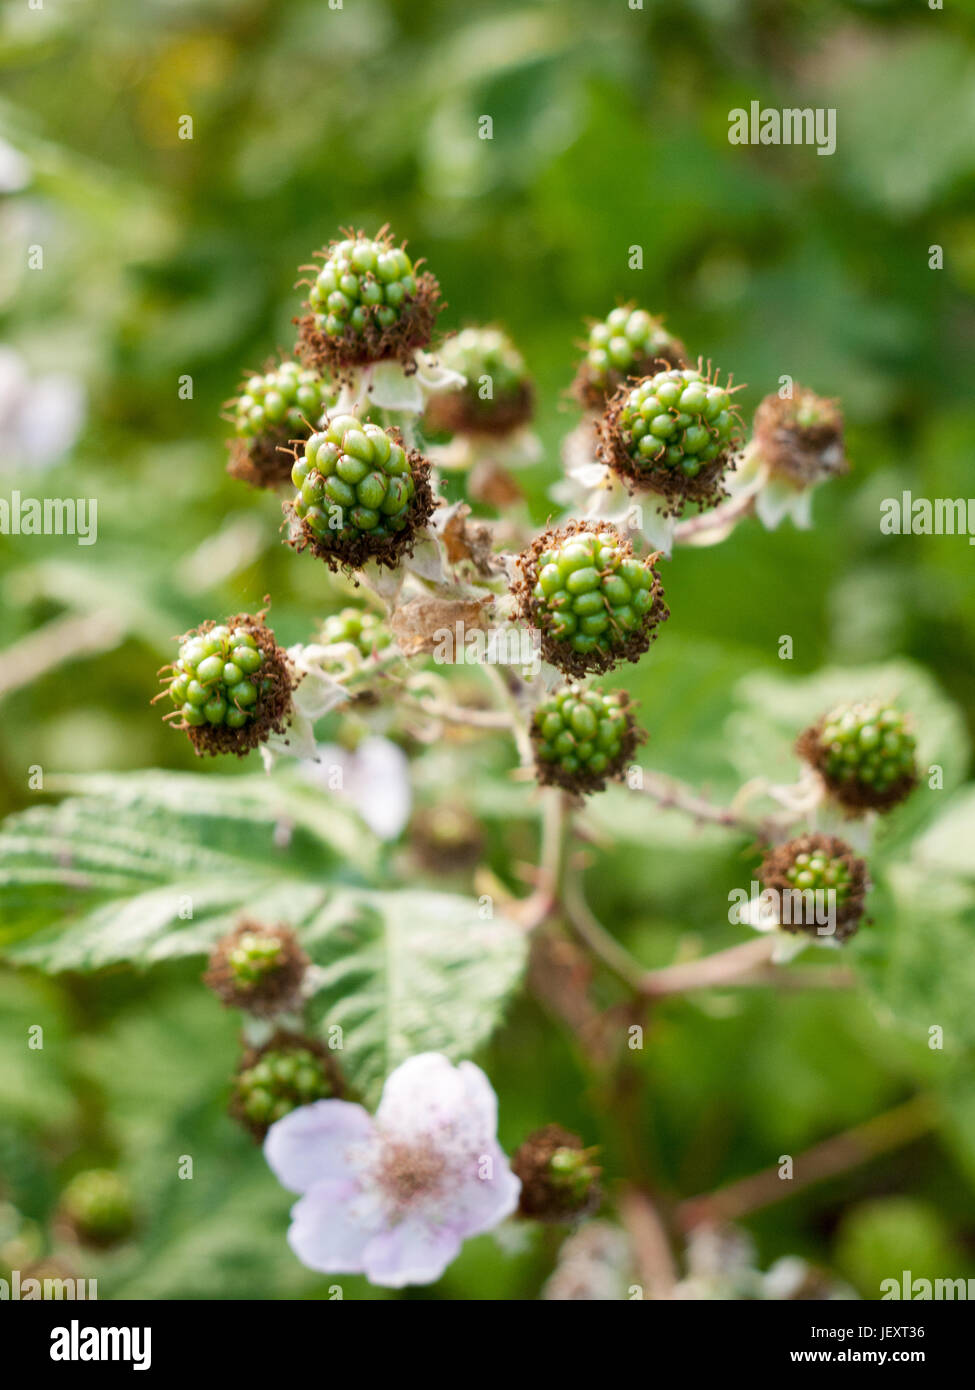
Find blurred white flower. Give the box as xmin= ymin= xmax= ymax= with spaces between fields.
xmin=300 ymin=734 xmax=412 ymax=841
xmin=265 ymin=1052 xmax=519 ymax=1287
xmin=0 ymin=139 xmax=31 ymax=194
xmin=0 ymin=346 xmax=85 ymax=473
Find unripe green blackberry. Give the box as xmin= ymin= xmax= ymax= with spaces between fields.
xmin=511 ymin=1126 xmax=602 ymax=1224
xmin=531 ymin=685 xmax=641 ymax=794
xmin=286 ymin=414 xmax=436 ymax=573
xmin=226 ymin=360 xmax=331 ymax=490
xmin=573 ymin=304 xmax=688 ymax=408
xmin=514 ymin=521 xmax=668 ymax=676
xmin=204 ymin=919 xmax=309 ymax=1017
xmin=296 ymin=227 xmax=442 ymax=371
xmin=231 ymin=1033 xmax=341 ymax=1142
xmin=59 ymin=1170 xmax=135 ymax=1248
xmin=797 ymin=699 xmax=918 ymax=814
xmin=752 ymin=386 xmax=847 ymax=487
xmin=157 ymin=612 xmax=295 ymax=757
xmin=321 ymin=606 xmax=392 ymax=658
xmin=599 ymin=366 xmax=742 ymax=510
xmin=409 ymin=803 xmax=485 ymax=874
xmin=758 ymin=833 xmax=868 ymax=941
xmin=424 ymin=326 xmax=533 ymax=436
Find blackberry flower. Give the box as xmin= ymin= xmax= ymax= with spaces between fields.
xmin=573 ymin=305 xmax=688 ymax=409
xmin=264 ymin=1052 xmax=520 ymax=1287
xmin=226 ymin=359 xmax=331 ymax=490
xmin=531 ymin=684 xmax=642 ymax=795
xmin=157 ymin=612 xmax=295 ymax=758
xmin=797 ymin=698 xmax=917 ymax=814
xmin=296 ymin=227 xmax=442 ymax=373
xmin=285 ymin=414 xmax=436 ymax=574
xmin=513 ymin=521 xmax=668 ymax=676
xmin=598 ymin=365 xmax=743 ymax=513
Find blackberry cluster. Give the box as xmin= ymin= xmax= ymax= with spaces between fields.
xmin=511 ymin=1126 xmax=602 ymax=1224
xmin=574 ymin=305 xmax=687 ymax=408
xmin=159 ymin=615 xmax=294 ymax=757
xmin=288 ymin=414 xmax=434 ymax=571
xmin=425 ymin=326 xmax=533 ymax=436
xmin=233 ymin=361 xmax=327 ymax=439
xmin=798 ymin=699 xmax=917 ymax=814
xmin=759 ymin=833 xmax=868 ymax=941
xmin=227 ymin=361 xmax=330 ymax=490
xmin=59 ymin=1170 xmax=134 ymax=1248
xmin=297 ymin=229 xmax=441 ymax=370
xmin=321 ymin=606 xmax=392 ymax=657
xmin=204 ymin=920 xmax=309 ymax=1017
xmin=531 ymin=685 xmax=639 ymax=794
xmin=515 ymin=523 xmax=667 ymax=676
xmin=232 ymin=1036 xmax=339 ymax=1141
xmin=752 ymin=387 xmax=847 ymax=487
xmin=600 ymin=366 xmax=741 ymax=509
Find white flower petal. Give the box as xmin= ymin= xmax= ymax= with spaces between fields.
xmin=367 ymin=360 xmax=425 ymax=413
xmin=303 ymin=736 xmax=412 ymax=841
xmin=361 ymin=1218 xmax=462 ymax=1288
xmin=264 ymin=1099 xmax=375 ymax=1194
xmin=287 ymin=1179 xmax=378 ymax=1274
xmin=755 ymin=477 xmax=807 ymax=531
xmin=20 ymin=373 xmax=86 ymax=467
xmin=376 ymin=1052 xmax=475 ymax=1138
xmin=770 ymin=932 xmax=811 ymax=965
xmin=637 ymin=505 xmax=677 ymax=557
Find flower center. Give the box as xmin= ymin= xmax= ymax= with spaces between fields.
xmin=374 ymin=1138 xmax=447 ymax=1213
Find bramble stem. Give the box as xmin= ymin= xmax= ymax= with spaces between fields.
xmin=676 ymin=1095 xmax=937 ymax=1230
xmin=634 ymin=768 xmax=754 ymax=832
xmin=619 ymin=1186 xmax=679 ymax=1300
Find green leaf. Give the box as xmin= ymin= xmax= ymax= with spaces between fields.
xmin=911 ymin=787 xmax=975 ymax=881
xmin=859 ymin=862 xmax=975 ymax=1051
xmin=302 ymin=887 xmax=527 ymax=1106
xmin=0 ymin=768 xmax=381 ymax=962
xmin=0 ymin=773 xmax=527 ymax=1103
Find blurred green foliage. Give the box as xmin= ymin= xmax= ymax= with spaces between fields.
xmin=2 ymin=0 xmax=975 ymax=1300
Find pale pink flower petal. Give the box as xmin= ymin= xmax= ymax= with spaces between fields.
xmin=264 ymin=1098 xmax=373 ymax=1194
xmin=361 ymin=1218 xmax=463 ymax=1288
xmin=287 ymin=1179 xmax=379 ymax=1274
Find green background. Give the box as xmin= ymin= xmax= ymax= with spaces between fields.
xmin=1 ymin=0 xmax=975 ymax=1300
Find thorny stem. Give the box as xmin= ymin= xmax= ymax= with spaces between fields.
xmin=634 ymin=769 xmax=754 ymax=832
xmin=676 ymin=1095 xmax=937 ymax=1231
